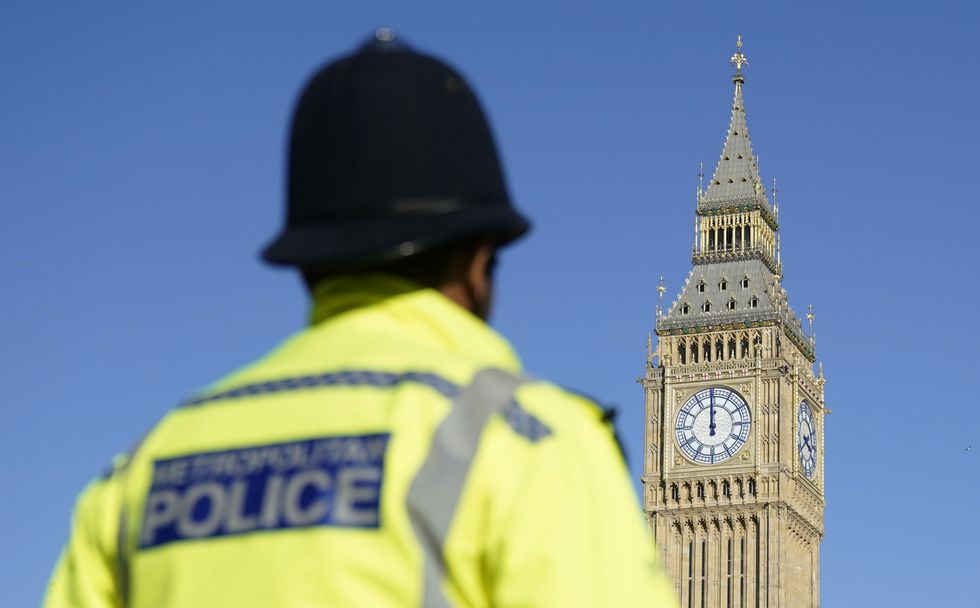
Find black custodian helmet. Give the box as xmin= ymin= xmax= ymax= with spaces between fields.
xmin=262 ymin=30 xmax=530 ymax=269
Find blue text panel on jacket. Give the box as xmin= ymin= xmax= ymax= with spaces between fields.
xmin=140 ymin=433 xmax=391 ymax=549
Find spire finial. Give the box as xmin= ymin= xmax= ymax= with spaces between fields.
xmin=656 ymin=276 xmax=666 ymax=319
xmin=807 ymin=304 xmax=816 ymax=346
xmin=375 ymin=27 xmax=397 ymax=42
xmin=698 ymin=161 xmax=704 ymax=201
xmin=772 ymin=177 xmax=779 ymax=218
xmin=730 ymin=35 xmax=748 ymax=76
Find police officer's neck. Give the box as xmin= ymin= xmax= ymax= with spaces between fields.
xmin=303 ymin=241 xmax=496 ymax=321
xmin=440 ymin=280 xmax=492 ymax=321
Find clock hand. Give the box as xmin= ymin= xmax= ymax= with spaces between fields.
xmin=802 ymin=436 xmax=813 ymax=457
xmin=709 ymin=402 xmax=716 ymax=436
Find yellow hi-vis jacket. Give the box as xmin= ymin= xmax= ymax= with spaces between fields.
xmin=45 ymin=275 xmax=678 ymax=608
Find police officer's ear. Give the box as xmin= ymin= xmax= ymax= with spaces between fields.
xmin=459 ymin=239 xmax=496 ymax=321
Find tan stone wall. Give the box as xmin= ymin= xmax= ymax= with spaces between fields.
xmin=643 ymin=324 xmax=825 ymax=607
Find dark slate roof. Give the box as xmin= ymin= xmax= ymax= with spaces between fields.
xmin=661 ymin=259 xmax=776 ymax=324
xmin=657 ymin=258 xmax=813 ymax=360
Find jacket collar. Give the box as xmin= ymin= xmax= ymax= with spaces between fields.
xmin=308 ymin=274 xmax=521 ymax=373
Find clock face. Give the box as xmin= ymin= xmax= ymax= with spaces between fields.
xmin=797 ymin=401 xmax=817 ymax=478
xmin=674 ymin=387 xmax=751 ymax=464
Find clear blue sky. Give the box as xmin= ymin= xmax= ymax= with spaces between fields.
xmin=2 ymin=1 xmax=977 ymax=605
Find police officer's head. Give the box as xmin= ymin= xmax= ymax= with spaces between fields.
xmin=262 ymin=30 xmax=530 ymax=320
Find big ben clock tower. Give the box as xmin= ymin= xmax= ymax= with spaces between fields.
xmin=642 ymin=38 xmax=827 ymax=607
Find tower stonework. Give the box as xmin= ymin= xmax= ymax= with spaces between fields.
xmin=642 ymin=42 xmax=826 ymax=608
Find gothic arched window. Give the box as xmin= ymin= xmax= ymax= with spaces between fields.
xmin=701 ymin=540 xmax=708 ymax=601
xmin=727 ymin=538 xmax=734 ymax=606
xmin=740 ymin=538 xmax=746 ymax=603
xmin=688 ymin=542 xmax=695 ymax=606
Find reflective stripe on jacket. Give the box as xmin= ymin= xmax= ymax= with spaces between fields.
xmin=45 ymin=274 xmax=678 ymax=607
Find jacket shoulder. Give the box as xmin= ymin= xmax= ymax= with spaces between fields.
xmin=508 ymin=378 xmax=626 ymax=461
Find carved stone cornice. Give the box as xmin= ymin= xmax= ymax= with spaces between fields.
xmin=657 ymin=309 xmax=816 ymax=362
xmin=692 ymin=247 xmax=781 ymax=274
xmin=670 ymin=358 xmax=767 ymax=375
xmin=658 ymin=311 xmax=779 ymax=334
xmin=784 ymin=503 xmax=824 ymax=539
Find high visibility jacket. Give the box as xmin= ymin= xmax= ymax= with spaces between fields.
xmin=45 ymin=275 xmax=678 ymax=607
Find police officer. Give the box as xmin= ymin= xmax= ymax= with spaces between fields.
xmin=45 ymin=31 xmax=678 ymax=607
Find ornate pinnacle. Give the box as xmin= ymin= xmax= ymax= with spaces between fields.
xmin=697 ymin=161 xmax=704 ymax=201
xmin=730 ymin=35 xmax=748 ymax=75
xmin=807 ymin=305 xmax=816 ymax=347
xmin=656 ymin=276 xmax=666 ymax=319
xmin=695 ymin=164 xmax=703 ymax=250
xmin=375 ymin=27 xmax=397 ymax=42
xmin=772 ymin=177 xmax=779 ymax=217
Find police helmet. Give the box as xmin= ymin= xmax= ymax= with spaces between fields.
xmin=262 ymin=30 xmax=530 ymax=269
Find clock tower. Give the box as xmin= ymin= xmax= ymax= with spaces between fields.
xmin=641 ymin=38 xmax=827 ymax=607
